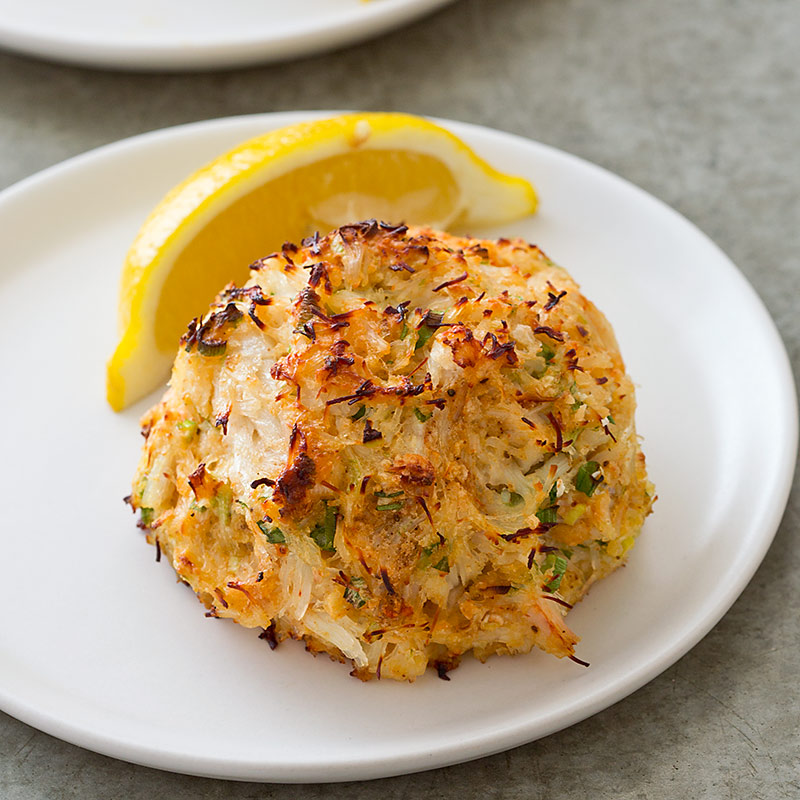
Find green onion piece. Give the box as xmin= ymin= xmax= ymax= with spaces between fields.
xmin=422 ymin=541 xmax=439 ymax=556
xmin=500 ymin=488 xmax=523 ymax=506
xmin=536 ymin=506 xmax=558 ymax=525
xmin=561 ymin=547 xmax=574 ymax=559
xmin=575 ymin=461 xmax=602 ymax=496
xmin=540 ymin=342 xmax=555 ymax=363
xmin=176 ymin=419 xmax=199 ymax=441
xmin=211 ymin=485 xmax=233 ymax=524
xmin=343 ymin=586 xmax=366 ymax=608
xmin=351 ymin=405 xmax=366 ymax=421
xmin=548 ymin=483 xmax=558 ymax=505
xmin=374 ymin=490 xmax=404 ymax=498
xmin=414 ymin=408 xmax=432 ymax=423
xmin=140 ymin=507 xmax=154 ymax=526
xmin=433 ymin=556 xmax=450 ymax=573
xmin=376 ymin=502 xmax=403 ymax=511
xmin=399 ymin=323 xmax=409 ymax=340
xmin=543 ymin=554 xmax=568 ymax=591
xmin=414 ymin=325 xmax=436 ymax=351
xmin=198 ymin=339 xmax=227 ymax=357
xmin=257 ymin=520 xmax=285 ymax=543
xmin=310 ymin=502 xmax=337 ymax=552
xmin=350 ymin=576 xmax=366 ymax=586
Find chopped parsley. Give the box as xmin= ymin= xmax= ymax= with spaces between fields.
xmin=257 ymin=520 xmax=285 ymax=543
xmin=543 ymin=553 xmax=568 ymax=592
xmin=536 ymin=506 xmax=558 ymax=525
xmin=350 ymin=404 xmax=367 ymax=421
xmin=310 ymin=501 xmax=337 ymax=552
xmin=433 ymin=556 xmax=450 ymax=573
xmin=415 ymin=324 xmax=436 ymax=350
xmin=343 ymin=585 xmax=366 ymax=608
xmin=575 ymin=461 xmax=602 ymax=496
xmin=540 ymin=342 xmax=556 ymax=363
xmin=414 ymin=407 xmax=432 ymax=423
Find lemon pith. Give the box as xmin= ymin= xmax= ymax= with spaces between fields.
xmin=107 ymin=113 xmax=538 ymax=411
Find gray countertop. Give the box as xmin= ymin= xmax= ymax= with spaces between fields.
xmin=1 ymin=0 xmax=798 ymax=797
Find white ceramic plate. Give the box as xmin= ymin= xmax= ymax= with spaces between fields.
xmin=0 ymin=112 xmax=796 ymax=782
xmin=0 ymin=0 xmax=456 ymax=71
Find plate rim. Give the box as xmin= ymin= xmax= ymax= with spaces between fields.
xmin=0 ymin=111 xmax=797 ymax=782
xmin=0 ymin=0 xmax=457 ymax=71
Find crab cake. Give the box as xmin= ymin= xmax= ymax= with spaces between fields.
xmin=129 ymin=221 xmax=655 ymax=681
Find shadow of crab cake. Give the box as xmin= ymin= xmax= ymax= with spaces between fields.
xmin=130 ymin=220 xmax=655 ymax=682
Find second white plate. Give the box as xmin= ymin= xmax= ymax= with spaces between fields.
xmin=0 ymin=112 xmax=795 ymax=782
xmin=0 ymin=0 xmax=456 ymax=71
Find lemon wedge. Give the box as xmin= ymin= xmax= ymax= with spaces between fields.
xmin=107 ymin=112 xmax=537 ymax=411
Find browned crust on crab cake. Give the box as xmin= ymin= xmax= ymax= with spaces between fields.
xmin=130 ymin=221 xmax=654 ymax=681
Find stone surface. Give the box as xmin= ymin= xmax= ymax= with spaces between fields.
xmin=1 ymin=0 xmax=798 ymax=797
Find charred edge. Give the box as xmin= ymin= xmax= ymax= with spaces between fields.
xmin=434 ymin=662 xmax=451 ymax=681
xmin=301 ymin=231 xmax=321 ymax=253
xmin=521 ymin=417 xmax=536 ymax=430
xmin=379 ymin=221 xmax=409 ymax=236
xmin=432 ymin=272 xmax=468 ymax=293
xmin=307 ymin=262 xmax=332 ymax=292
xmin=380 ymin=569 xmax=396 ymax=596
xmin=155 ymin=538 xmax=161 ymax=562
xmin=596 ymin=376 xmax=608 ymax=385
xmin=326 ymin=379 xmax=376 ymax=406
xmin=385 ymin=300 xmax=410 ymax=321
xmin=323 ymin=340 xmax=355 ymax=375
xmin=543 ymin=594 xmax=574 ymax=609
xmin=544 ymin=290 xmax=567 ymax=311
xmin=214 ymin=406 xmax=231 ymax=436
xmin=569 ymin=654 xmax=590 ymax=667
xmin=390 ymin=261 xmax=415 ymax=273
xmin=275 ymin=452 xmax=316 ymax=507
xmin=188 ymin=462 xmax=206 ymax=498
xmin=224 ymin=285 xmax=272 ymax=305
xmin=295 ymin=322 xmax=315 ymax=340
xmin=483 ymin=332 xmax=518 ymax=362
xmin=501 ymin=527 xmax=538 ymax=542
xmin=259 ymin=622 xmax=279 ymax=650
xmin=227 ymin=582 xmax=253 ymax=600
xmin=547 ymin=412 xmax=563 ymax=452
xmin=417 ymin=496 xmax=433 ymax=525
xmin=214 ymin=588 xmax=228 ymax=609
xmin=363 ymin=419 xmax=382 ymax=443
xmin=360 ymin=475 xmax=371 ymax=494
xmin=339 ymin=219 xmax=380 ymax=238
xmin=527 ymin=547 xmax=537 ymax=569
xmin=577 ymin=324 xmax=588 ymax=337
xmin=418 ymin=310 xmax=454 ymax=330
xmin=534 ymin=325 xmax=565 ymax=342
xmin=250 ymin=477 xmax=275 ymax=489
xmin=248 ymin=304 xmax=266 ymax=330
